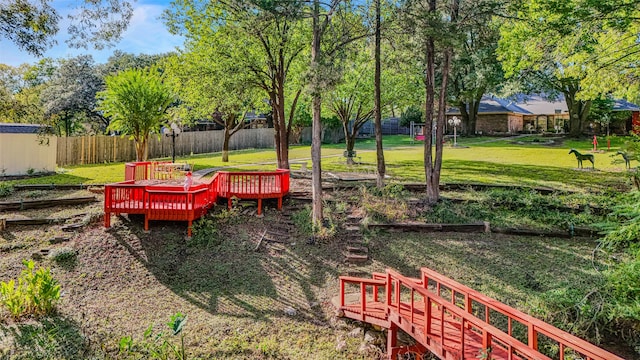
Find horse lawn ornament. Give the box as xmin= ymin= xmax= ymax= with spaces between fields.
xmin=617 ymin=151 xmax=632 ymax=169
xmin=569 ymin=149 xmax=594 ymax=169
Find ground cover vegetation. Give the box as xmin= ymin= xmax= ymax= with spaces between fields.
xmin=0 ymin=140 xmax=639 ymax=358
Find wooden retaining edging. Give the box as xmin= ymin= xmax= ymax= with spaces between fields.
xmin=367 ymin=222 xmax=490 ymax=233
xmin=0 ymin=196 xmax=97 ymax=211
xmin=367 ymin=222 xmax=597 ymax=238
xmin=13 ymin=184 xmax=103 ymax=191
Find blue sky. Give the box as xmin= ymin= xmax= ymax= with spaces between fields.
xmin=0 ymin=0 xmax=184 ymax=67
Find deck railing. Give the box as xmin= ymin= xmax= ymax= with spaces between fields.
xmin=419 ymin=267 xmax=624 ymax=360
xmin=338 ymin=269 xmax=624 ymax=360
xmin=146 ymin=184 xmax=210 ymax=236
xmin=386 ymin=268 xmax=550 ymax=360
xmin=107 ymin=166 xmax=289 ymax=233
xmin=215 ymin=169 xmax=290 ymax=215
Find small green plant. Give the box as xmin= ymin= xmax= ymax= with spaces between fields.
xmin=49 ymin=247 xmax=78 ymax=265
xmin=0 ymin=182 xmax=13 ymax=198
xmin=26 ymin=168 xmax=35 ymax=175
xmin=0 ymin=260 xmax=61 ymax=319
xmin=190 ymin=216 xmax=221 ymax=247
xmin=214 ymin=198 xmax=242 ymax=225
xmin=256 ymin=338 xmax=280 ymax=358
xmin=118 ymin=312 xmax=188 ymax=359
xmin=291 ymin=206 xmax=314 ymax=237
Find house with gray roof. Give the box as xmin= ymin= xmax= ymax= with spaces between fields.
xmin=447 ymin=94 xmax=640 ymax=135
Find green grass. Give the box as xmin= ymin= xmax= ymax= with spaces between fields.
xmin=7 ymin=135 xmax=634 ymax=193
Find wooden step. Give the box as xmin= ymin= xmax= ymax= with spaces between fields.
xmin=266 ymin=230 xmax=290 ymax=237
xmin=347 ymin=246 xmax=368 ymax=254
xmin=345 ymin=226 xmax=360 ymax=232
xmin=345 ymin=254 xmax=368 ymax=263
xmin=346 ymin=215 xmax=362 ymax=223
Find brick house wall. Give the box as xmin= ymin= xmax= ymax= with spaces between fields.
xmin=475 ymin=113 xmax=523 ymax=134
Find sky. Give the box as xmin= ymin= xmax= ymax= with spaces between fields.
xmin=0 ymin=0 xmax=184 ymax=67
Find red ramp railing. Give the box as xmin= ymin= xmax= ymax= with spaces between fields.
xmin=338 ymin=268 xmax=625 ymax=360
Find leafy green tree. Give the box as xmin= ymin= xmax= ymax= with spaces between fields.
xmin=164 ymin=44 xmax=265 ymax=162
xmin=40 ymin=55 xmax=105 ymax=135
xmin=98 ymin=51 xmax=170 ymax=78
xmin=0 ymin=0 xmax=133 ymax=56
xmin=398 ymin=0 xmax=462 ymax=203
xmin=0 ymin=63 xmax=46 ymax=124
xmin=399 ymin=106 xmax=422 ymax=127
xmin=497 ymin=0 xmax=640 ymax=137
xmin=450 ymin=19 xmax=504 ymax=135
xmin=97 ymin=69 xmax=174 ymax=161
xmin=164 ymin=0 xmax=309 ymax=170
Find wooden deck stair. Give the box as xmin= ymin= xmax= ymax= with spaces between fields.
xmin=335 ymin=268 xmax=625 ymax=360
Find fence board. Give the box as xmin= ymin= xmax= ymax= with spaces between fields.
xmin=56 ymin=128 xmax=275 ymax=166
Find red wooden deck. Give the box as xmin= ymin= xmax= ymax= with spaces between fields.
xmin=336 ymin=268 xmax=625 ymax=360
xmin=105 ymin=163 xmax=290 ymax=236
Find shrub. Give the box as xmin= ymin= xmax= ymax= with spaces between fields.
xmin=291 ymin=206 xmax=314 ymax=237
xmin=0 ymin=260 xmax=61 ymax=319
xmin=189 ymin=216 xmax=220 ymax=248
xmin=0 ymin=182 xmax=13 ymax=198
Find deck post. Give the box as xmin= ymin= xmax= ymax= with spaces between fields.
xmin=528 ymin=324 xmax=537 ymax=350
xmin=387 ymin=322 xmax=398 ymax=360
xmin=104 ymin=185 xmax=111 ymax=228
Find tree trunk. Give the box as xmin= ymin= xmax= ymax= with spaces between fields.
xmin=222 ymin=128 xmax=231 ymax=162
xmin=431 ymin=48 xmax=452 ymax=201
xmin=563 ymin=83 xmax=591 ymax=138
xmin=276 ymin=78 xmax=290 ymax=169
xmin=374 ymin=0 xmax=385 ymax=188
xmin=135 ymin=135 xmax=147 ymax=162
xmin=458 ymin=100 xmax=470 ymax=134
xmin=311 ymin=0 xmax=323 ymax=226
xmin=469 ymin=95 xmax=481 ymax=135
xmin=346 ymin=131 xmax=356 ymax=165
xmin=424 ymin=35 xmax=436 ymax=203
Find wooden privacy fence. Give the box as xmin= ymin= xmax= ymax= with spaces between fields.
xmin=56 ymin=128 xmax=275 ymax=166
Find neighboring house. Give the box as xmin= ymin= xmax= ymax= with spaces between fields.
xmin=0 ymin=123 xmax=56 ymax=176
xmin=447 ymin=96 xmax=530 ymax=134
xmin=446 ymin=94 xmax=640 ymax=135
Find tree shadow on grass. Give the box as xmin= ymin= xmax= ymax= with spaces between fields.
xmin=0 ymin=316 xmax=93 ymax=360
xmin=107 ymin=210 xmax=340 ymax=324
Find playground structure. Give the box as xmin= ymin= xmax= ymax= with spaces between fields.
xmin=105 ymin=162 xmax=290 ymax=236
xmin=336 ymin=268 xmax=624 ymax=360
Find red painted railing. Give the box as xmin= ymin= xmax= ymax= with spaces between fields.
xmin=124 ymin=161 xmax=183 ymax=181
xmin=106 ymin=165 xmax=290 ymax=234
xmin=216 ymin=169 xmax=290 ymax=215
xmin=338 ymin=268 xmax=625 ymax=360
xmin=125 ymin=162 xmax=153 ymax=181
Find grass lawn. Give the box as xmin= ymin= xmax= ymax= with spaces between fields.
xmin=0 ymin=134 xmax=637 ymax=359
xmin=7 ymin=135 xmax=633 ymax=192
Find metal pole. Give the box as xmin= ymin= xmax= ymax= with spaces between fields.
xmin=172 ymin=133 xmax=176 ymax=163
xmin=454 ymin=125 xmax=457 ymax=147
